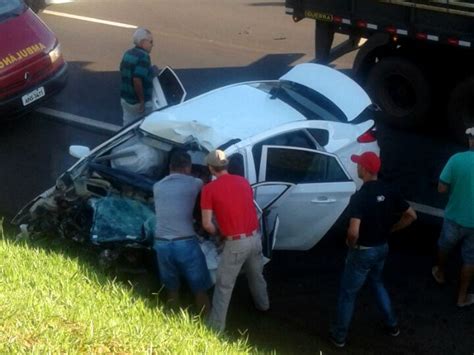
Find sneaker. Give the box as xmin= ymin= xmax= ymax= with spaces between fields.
xmin=329 ymin=335 xmax=346 ymax=348
xmin=457 ymin=294 xmax=474 ymax=308
xmin=386 ymin=325 xmax=400 ymax=337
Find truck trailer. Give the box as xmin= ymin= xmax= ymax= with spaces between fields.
xmin=285 ymin=0 xmax=474 ymax=144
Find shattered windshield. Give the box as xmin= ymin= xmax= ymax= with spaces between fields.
xmin=0 ymin=0 xmax=24 ymax=20
xmin=253 ymin=81 xmax=348 ymax=123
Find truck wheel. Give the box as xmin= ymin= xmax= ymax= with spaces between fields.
xmin=366 ymin=57 xmax=431 ymax=129
xmin=24 ymin=0 xmax=46 ymax=12
xmin=448 ymin=77 xmax=474 ymax=145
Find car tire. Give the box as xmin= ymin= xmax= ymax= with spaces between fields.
xmin=366 ymin=57 xmax=431 ymax=129
xmin=448 ymin=76 xmax=474 ymax=145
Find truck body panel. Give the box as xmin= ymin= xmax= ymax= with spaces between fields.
xmin=285 ymin=0 xmax=474 ymax=144
xmin=287 ymin=0 xmax=474 ymax=44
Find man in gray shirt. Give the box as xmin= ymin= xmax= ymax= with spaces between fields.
xmin=153 ymin=150 xmax=212 ymax=313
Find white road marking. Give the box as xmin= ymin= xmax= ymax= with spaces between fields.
xmin=45 ymin=0 xmax=74 ymax=4
xmin=37 ymin=107 xmax=446 ymax=219
xmin=42 ymin=10 xmax=137 ymax=29
xmin=408 ymin=201 xmax=444 ymax=218
xmin=36 ymin=107 xmax=120 ymax=133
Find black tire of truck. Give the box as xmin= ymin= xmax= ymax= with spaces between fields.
xmin=24 ymin=0 xmax=46 ymax=13
xmin=366 ymin=57 xmax=431 ymax=129
xmin=448 ymin=76 xmax=474 ymax=146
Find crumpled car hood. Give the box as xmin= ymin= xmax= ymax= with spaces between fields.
xmin=140 ymin=115 xmax=228 ymax=151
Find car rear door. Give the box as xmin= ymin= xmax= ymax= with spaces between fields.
xmin=255 ymin=145 xmax=356 ymax=250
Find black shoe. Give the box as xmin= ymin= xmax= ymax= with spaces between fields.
xmin=329 ymin=334 xmax=346 ymax=348
xmin=386 ymin=325 xmax=400 ymax=337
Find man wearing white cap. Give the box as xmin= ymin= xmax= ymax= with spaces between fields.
xmin=119 ymin=28 xmax=155 ymax=125
xmin=432 ymin=127 xmax=474 ymax=308
xmin=201 ymin=149 xmax=269 ymax=332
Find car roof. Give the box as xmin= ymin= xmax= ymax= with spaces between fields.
xmin=140 ymin=82 xmax=306 ymax=150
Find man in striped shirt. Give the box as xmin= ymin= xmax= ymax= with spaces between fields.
xmin=119 ymin=28 xmax=154 ymax=126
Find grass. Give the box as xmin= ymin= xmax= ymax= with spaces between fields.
xmin=0 ymin=218 xmax=254 ymax=354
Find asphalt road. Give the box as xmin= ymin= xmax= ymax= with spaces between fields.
xmin=40 ymin=0 xmax=329 ymax=123
xmin=1 ymin=1 xmax=472 ymax=353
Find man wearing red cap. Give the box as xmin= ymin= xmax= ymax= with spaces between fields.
xmin=330 ymin=151 xmax=417 ymax=348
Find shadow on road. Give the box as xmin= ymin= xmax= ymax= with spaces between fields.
xmin=0 ymin=117 xmax=111 ymax=217
xmin=46 ymin=53 xmax=307 ymax=124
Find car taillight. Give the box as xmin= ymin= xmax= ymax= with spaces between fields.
xmin=357 ymin=128 xmax=377 ymax=143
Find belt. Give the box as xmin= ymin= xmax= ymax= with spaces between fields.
xmin=353 ymin=243 xmax=386 ymax=250
xmin=354 ymin=244 xmax=373 ymax=250
xmin=155 ymin=236 xmax=195 ymax=242
xmin=224 ymin=229 xmax=258 ymax=241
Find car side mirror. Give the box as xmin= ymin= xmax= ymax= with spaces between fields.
xmin=69 ymin=145 xmax=91 ymax=159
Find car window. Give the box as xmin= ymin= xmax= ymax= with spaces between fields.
xmin=253 ymin=130 xmax=315 ymax=177
xmin=262 ymin=146 xmax=350 ymax=184
xmin=91 ymin=129 xmax=170 ymax=180
xmin=228 ymin=153 xmax=245 ymax=177
xmin=307 ymin=128 xmax=329 ymax=147
xmin=253 ymin=81 xmax=347 ymax=122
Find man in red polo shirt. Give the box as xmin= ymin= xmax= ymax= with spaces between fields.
xmin=201 ymin=149 xmax=269 ymax=332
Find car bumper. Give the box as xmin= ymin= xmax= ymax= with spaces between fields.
xmin=0 ymin=62 xmax=68 ymax=118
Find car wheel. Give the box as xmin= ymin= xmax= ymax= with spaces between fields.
xmin=448 ymin=76 xmax=474 ymax=145
xmin=366 ymin=57 xmax=431 ymax=129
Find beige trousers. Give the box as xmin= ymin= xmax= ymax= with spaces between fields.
xmin=120 ymin=98 xmax=153 ymax=126
xmin=207 ymin=233 xmax=269 ymax=332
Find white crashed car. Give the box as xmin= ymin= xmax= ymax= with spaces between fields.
xmin=13 ymin=63 xmax=379 ymax=268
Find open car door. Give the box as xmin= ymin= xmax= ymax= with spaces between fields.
xmin=152 ymin=66 xmax=187 ymax=110
xmin=252 ymin=182 xmax=295 ymax=259
xmin=257 ymin=145 xmax=356 ymax=250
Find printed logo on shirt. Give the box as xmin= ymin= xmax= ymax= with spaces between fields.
xmin=376 ymin=195 xmax=385 ymax=203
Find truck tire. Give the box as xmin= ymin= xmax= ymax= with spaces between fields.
xmin=315 ymin=21 xmax=334 ymax=64
xmin=366 ymin=57 xmax=431 ymax=129
xmin=24 ymin=0 xmax=46 ymax=12
xmin=448 ymin=77 xmax=474 ymax=145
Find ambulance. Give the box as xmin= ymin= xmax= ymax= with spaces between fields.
xmin=0 ymin=0 xmax=67 ymax=117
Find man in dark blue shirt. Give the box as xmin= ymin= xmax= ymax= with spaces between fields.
xmin=330 ymin=152 xmax=417 ymax=348
xmin=120 ymin=28 xmax=154 ymax=125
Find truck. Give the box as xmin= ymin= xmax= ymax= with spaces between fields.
xmin=285 ymin=0 xmax=474 ymax=144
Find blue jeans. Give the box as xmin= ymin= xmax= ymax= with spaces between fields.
xmin=153 ymin=237 xmax=212 ymax=293
xmin=331 ymin=244 xmax=397 ymax=342
xmin=439 ymin=218 xmax=474 ymax=264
